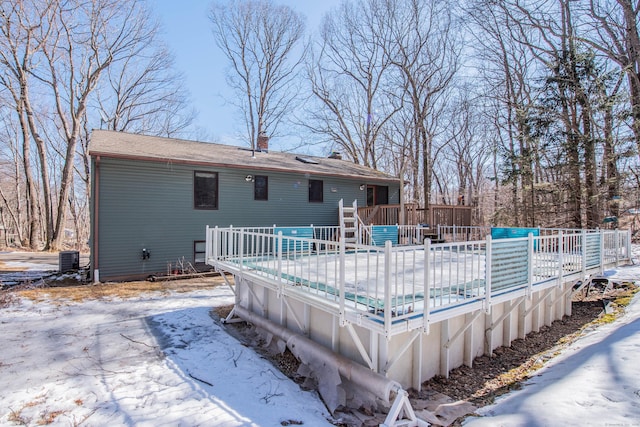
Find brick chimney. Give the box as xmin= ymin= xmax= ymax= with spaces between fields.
xmin=257 ymin=131 xmax=269 ymax=152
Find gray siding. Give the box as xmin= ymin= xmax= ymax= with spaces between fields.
xmin=93 ymin=157 xmax=399 ymax=281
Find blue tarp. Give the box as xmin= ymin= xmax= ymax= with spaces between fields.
xmin=274 ymin=227 xmax=314 ymax=252
xmin=491 ymin=227 xmax=540 ymax=239
xmin=371 ymin=225 xmax=399 ymax=246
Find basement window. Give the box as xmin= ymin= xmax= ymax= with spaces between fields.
xmin=194 ymin=240 xmax=206 ymax=265
xmin=194 ymin=171 xmax=218 ymax=209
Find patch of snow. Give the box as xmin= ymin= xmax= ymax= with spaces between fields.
xmin=0 ymin=287 xmax=334 ymax=426
xmin=464 ymin=259 xmax=640 ymax=426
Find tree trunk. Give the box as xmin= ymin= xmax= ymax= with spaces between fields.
xmin=421 ymin=128 xmax=431 ymax=212
xmin=582 ymin=103 xmax=598 ymax=228
xmin=24 ymin=97 xmax=54 ymax=247
xmin=17 ymin=107 xmax=40 ymax=249
xmin=51 ymin=126 xmax=82 ymax=250
xmin=603 ymin=104 xmax=619 ymax=218
xmin=620 ymin=0 xmax=640 ymax=161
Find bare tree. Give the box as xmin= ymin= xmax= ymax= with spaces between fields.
xmin=468 ymin=0 xmax=623 ymax=228
xmin=467 ymin=0 xmax=546 ymax=226
xmin=306 ymin=0 xmax=402 ymax=168
xmin=94 ymin=44 xmax=194 ymax=138
xmin=306 ymin=0 xmax=460 ymax=209
xmin=35 ymin=0 xmax=167 ymax=249
xmin=385 ymin=0 xmax=461 ymax=210
xmin=209 ymin=0 xmax=305 ymax=150
xmin=0 ymin=0 xmax=53 ymax=248
xmin=0 ymin=0 xmax=187 ymax=250
xmin=0 ymin=114 xmax=26 ymax=246
xmin=82 ymin=26 xmax=196 ymax=224
xmin=441 ymin=89 xmax=492 ymax=214
xmin=581 ymin=0 xmax=640 ymax=161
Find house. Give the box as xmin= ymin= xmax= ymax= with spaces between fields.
xmin=88 ymin=130 xmax=400 ymax=282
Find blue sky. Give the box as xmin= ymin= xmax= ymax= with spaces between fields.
xmin=153 ymin=1 xmax=342 ymax=148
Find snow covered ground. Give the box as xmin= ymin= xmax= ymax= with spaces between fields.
xmin=0 ymin=251 xmax=639 ymax=426
xmin=0 ymin=285 xmax=335 ymax=426
xmin=463 ymin=255 xmax=640 ymax=427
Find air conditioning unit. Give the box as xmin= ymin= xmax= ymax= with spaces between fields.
xmin=59 ymin=251 xmax=80 ymax=273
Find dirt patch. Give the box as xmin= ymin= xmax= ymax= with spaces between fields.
xmin=214 ymin=304 xmax=234 ymax=320
xmin=414 ymin=283 xmax=638 ymax=425
xmin=1 ymin=275 xmax=228 ymax=303
xmin=416 ymin=300 xmax=604 ymax=406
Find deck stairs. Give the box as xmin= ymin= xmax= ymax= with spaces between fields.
xmin=422 ymin=230 xmax=445 ymax=244
xmin=339 ymin=199 xmax=359 ymax=244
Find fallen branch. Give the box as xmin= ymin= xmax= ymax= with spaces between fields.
xmin=188 ymin=372 xmax=213 ymax=387
xmin=260 ymin=383 xmax=284 ymax=404
xmin=232 ymin=349 xmax=243 ymax=367
xmin=120 ymin=333 xmax=155 ymax=348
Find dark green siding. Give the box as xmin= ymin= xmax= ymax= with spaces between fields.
xmin=93 ymin=157 xmax=398 ymax=281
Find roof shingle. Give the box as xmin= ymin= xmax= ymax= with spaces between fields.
xmin=89 ymin=130 xmax=397 ymax=182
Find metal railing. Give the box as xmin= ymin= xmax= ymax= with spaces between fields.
xmin=206 ymin=225 xmax=631 ymax=337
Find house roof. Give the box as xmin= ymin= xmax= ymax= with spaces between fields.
xmin=89 ymin=130 xmax=398 ymax=182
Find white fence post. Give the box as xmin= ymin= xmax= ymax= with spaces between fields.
xmin=581 ymin=229 xmax=587 ymax=278
xmin=339 ymin=234 xmax=346 ymax=326
xmin=615 ymin=229 xmax=619 ymax=266
xmin=277 ymin=231 xmax=283 ymax=296
xmin=423 ymin=238 xmax=431 ymax=334
xmin=213 ymin=226 xmax=220 ymax=260
xmin=239 ymin=228 xmax=244 ymax=271
xmin=227 ymin=225 xmax=234 ymax=262
xmin=206 ymin=225 xmax=211 ymax=262
xmin=218 ymin=226 xmax=223 ymax=259
xmin=557 ymin=231 xmax=564 ymax=288
xmin=600 ymin=229 xmax=605 ymax=275
xmin=485 ymin=235 xmax=492 ymax=313
xmin=384 ymin=240 xmax=392 ymax=339
xmin=528 ymin=232 xmax=534 ymax=295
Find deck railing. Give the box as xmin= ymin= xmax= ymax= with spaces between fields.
xmin=206 ymin=225 xmax=631 ymax=336
xmin=436 ymin=225 xmax=612 ymax=243
xmin=357 ymin=204 xmax=473 ymax=227
xmin=436 ymin=225 xmax=489 ymax=242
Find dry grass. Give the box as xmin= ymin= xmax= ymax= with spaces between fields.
xmin=7 ymin=408 xmax=29 ymax=425
xmin=12 ymin=275 xmax=230 ymax=303
xmin=0 ymin=261 xmax=29 ymax=272
xmin=8 ymin=403 xmax=67 ymax=426
xmin=8 ymin=396 xmax=46 ymax=426
xmin=0 ymin=291 xmax=18 ymax=307
xmin=590 ymin=286 xmax=639 ymax=325
xmin=36 ymin=410 xmax=66 ymax=425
